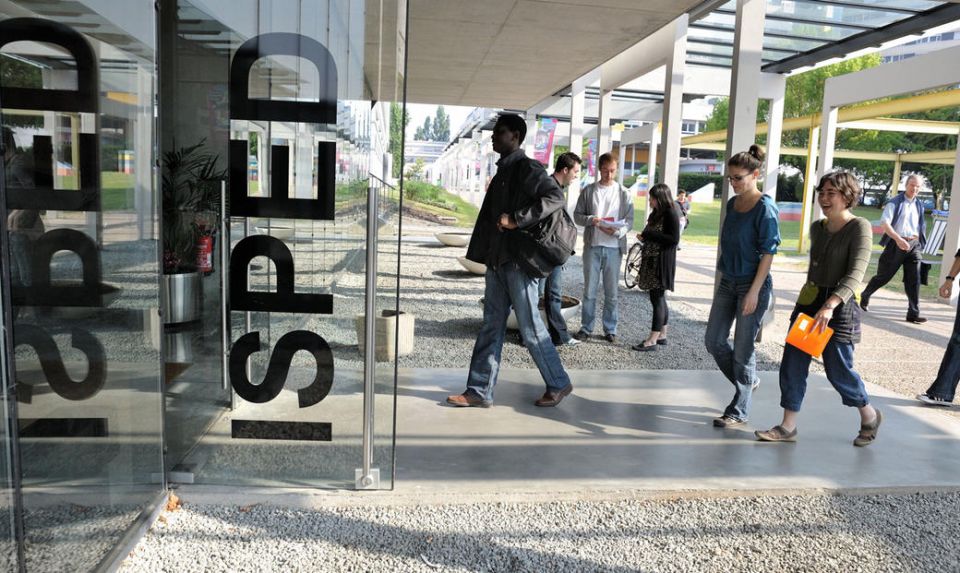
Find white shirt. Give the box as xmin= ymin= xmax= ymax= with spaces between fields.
xmin=592 ymin=182 xmax=621 ymax=248
xmin=881 ymin=196 xmax=920 ymax=239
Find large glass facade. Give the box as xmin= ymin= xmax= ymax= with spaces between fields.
xmin=0 ymin=0 xmax=405 ymax=568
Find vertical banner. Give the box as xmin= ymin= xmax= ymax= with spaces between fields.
xmin=584 ymin=138 xmax=598 ymax=177
xmin=532 ymin=118 xmax=558 ymax=166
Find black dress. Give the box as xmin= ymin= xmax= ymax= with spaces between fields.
xmin=638 ymin=203 xmax=681 ymax=291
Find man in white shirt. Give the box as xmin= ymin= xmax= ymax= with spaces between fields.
xmin=572 ymin=152 xmax=634 ymax=342
xmin=860 ymin=174 xmax=928 ymax=323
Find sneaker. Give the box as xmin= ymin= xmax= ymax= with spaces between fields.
xmin=713 ymin=416 xmax=745 ymax=428
xmin=573 ymin=331 xmax=590 ymax=341
xmin=751 ymin=380 xmax=760 ymax=391
xmin=917 ymin=393 xmax=953 ymax=407
xmin=560 ymin=338 xmax=580 ymax=347
xmin=604 ymin=333 xmax=617 ymax=343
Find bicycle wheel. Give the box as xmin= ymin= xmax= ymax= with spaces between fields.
xmin=623 ymin=242 xmax=643 ymax=289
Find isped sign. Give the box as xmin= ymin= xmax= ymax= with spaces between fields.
xmin=226 ymin=33 xmax=338 ymax=441
xmin=0 ymin=18 xmax=108 ymax=419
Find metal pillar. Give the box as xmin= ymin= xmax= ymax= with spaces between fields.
xmin=357 ymin=182 xmax=380 ymax=490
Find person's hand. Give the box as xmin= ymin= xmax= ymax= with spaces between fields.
xmin=498 ymin=213 xmax=517 ymax=230
xmin=741 ymin=289 xmax=759 ymax=316
xmin=941 ymin=281 xmax=954 ymax=299
xmin=812 ymin=304 xmax=834 ymax=333
xmin=636 ymin=232 xmax=643 ymax=241
xmin=896 ymin=237 xmax=910 ymax=251
xmin=598 ymin=225 xmax=616 ymax=236
xmin=590 ymin=216 xmax=600 ymax=227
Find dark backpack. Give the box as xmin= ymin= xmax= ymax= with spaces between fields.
xmin=515 ymin=206 xmax=578 ymax=278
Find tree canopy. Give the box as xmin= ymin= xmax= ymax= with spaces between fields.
xmin=414 ymin=106 xmax=451 ymax=142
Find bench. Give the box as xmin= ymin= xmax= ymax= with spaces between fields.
xmin=920 ymin=210 xmax=948 ymax=284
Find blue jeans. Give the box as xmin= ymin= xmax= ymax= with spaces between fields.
xmin=539 ymin=265 xmax=571 ymax=344
xmin=926 ymin=302 xmax=960 ymax=402
xmin=466 ymin=261 xmax=571 ymax=402
xmin=581 ymin=245 xmax=621 ymax=335
xmin=779 ymin=339 xmax=870 ymax=411
xmin=704 ymin=274 xmax=772 ymax=421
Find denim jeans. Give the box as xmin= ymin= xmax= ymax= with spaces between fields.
xmin=466 ymin=260 xmax=571 ymax=402
xmin=539 ymin=264 xmax=571 ymax=344
xmin=779 ymin=339 xmax=870 ymax=411
xmin=704 ymin=274 xmax=772 ymax=421
xmin=925 ymin=301 xmax=960 ymax=402
xmin=581 ymin=245 xmax=621 ymax=335
xmin=9 ymin=232 xmax=33 ymax=287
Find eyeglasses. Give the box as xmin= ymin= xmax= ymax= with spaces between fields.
xmin=727 ymin=174 xmax=750 ymax=182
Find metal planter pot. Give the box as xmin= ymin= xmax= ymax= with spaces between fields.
xmin=162 ymin=271 xmax=201 ymax=324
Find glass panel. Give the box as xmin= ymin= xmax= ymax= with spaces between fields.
xmin=770 ymin=1 xmax=908 ymax=28
xmin=0 ymin=2 xmax=163 ymax=571
xmin=166 ymin=0 xmax=402 ymax=489
xmin=686 ymin=53 xmax=733 ymax=67
xmin=0 ymin=304 xmax=18 ymax=573
xmin=764 ymin=35 xmax=829 ymax=53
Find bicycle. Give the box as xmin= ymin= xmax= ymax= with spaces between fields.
xmin=623 ymin=240 xmax=645 ymax=290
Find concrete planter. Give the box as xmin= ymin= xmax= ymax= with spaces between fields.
xmin=435 ymin=232 xmax=471 ymax=247
xmin=355 ymin=310 xmax=415 ymax=362
xmin=478 ymin=296 xmax=581 ymax=331
xmin=457 ymin=256 xmax=486 ymax=275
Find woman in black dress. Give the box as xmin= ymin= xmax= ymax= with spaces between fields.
xmin=633 ymin=183 xmax=681 ymax=352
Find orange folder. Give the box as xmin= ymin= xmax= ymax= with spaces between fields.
xmin=785 ymin=312 xmax=833 ymax=358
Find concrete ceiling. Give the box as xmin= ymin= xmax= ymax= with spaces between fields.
xmin=405 ymin=0 xmax=704 ymax=110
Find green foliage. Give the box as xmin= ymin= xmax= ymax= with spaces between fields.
xmin=622 ymin=174 xmax=638 ymax=188
xmin=677 ymin=173 xmax=724 ymax=197
xmin=389 ymin=103 xmax=408 ymax=179
xmin=162 ymin=140 xmax=226 ymax=273
xmin=0 ymin=55 xmax=43 ymax=128
xmin=775 ymin=172 xmax=804 ymax=202
xmin=403 ymin=180 xmax=479 ymax=227
xmin=407 ymin=157 xmax=426 ymax=180
xmin=413 ymin=106 xmax=451 ymax=142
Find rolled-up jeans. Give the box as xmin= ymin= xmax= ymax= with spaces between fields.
xmin=466 ymin=260 xmax=571 ymax=402
xmin=704 ymin=274 xmax=772 ymax=421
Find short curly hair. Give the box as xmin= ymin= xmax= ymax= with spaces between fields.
xmin=817 ymin=170 xmax=861 ymax=208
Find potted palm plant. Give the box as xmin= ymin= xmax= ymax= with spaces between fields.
xmin=162 ymin=139 xmax=226 ymax=324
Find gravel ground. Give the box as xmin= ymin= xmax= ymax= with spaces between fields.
xmin=120 ymin=490 xmax=960 ymax=572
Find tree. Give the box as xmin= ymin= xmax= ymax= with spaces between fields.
xmin=389 ymin=103 xmax=408 ymax=179
xmin=433 ymin=106 xmax=450 ymax=142
xmin=407 ymin=158 xmax=426 ymax=181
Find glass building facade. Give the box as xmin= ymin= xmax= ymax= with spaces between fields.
xmin=0 ymin=0 xmax=406 ymax=569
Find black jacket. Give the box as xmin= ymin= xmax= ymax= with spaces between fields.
xmin=466 ymin=149 xmax=564 ymax=275
xmin=640 ymin=202 xmax=681 ymax=291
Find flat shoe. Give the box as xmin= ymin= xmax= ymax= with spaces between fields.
xmin=854 ymin=408 xmax=882 ymax=447
xmin=631 ymin=343 xmax=658 ymax=352
xmin=755 ymin=425 xmax=797 ymax=442
xmin=656 ymin=339 xmax=668 ymax=346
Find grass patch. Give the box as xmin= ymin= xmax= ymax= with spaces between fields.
xmin=403 ymin=181 xmax=479 ymax=228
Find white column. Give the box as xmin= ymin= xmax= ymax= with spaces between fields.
xmin=719 ymin=0 xmax=766 ymax=229
xmin=761 ymin=73 xmax=786 ymax=201
xmin=597 ymin=88 xmax=613 ymax=154
xmin=658 ymin=15 xmax=687 ymax=192
xmin=798 ymin=126 xmax=820 ymax=255
xmin=524 ymin=115 xmax=537 ymax=157
xmin=816 ymin=105 xmax=839 ymax=202
xmin=942 ymin=130 xmax=960 ymax=304
xmin=617 ymin=147 xmax=627 ymax=185
xmin=647 ymin=127 xmax=659 ymax=194
xmin=569 ymin=77 xmax=587 ymax=161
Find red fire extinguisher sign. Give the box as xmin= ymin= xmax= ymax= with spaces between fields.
xmin=196 ymin=235 xmax=214 ymax=273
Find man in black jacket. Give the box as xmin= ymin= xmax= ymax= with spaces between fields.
xmin=446 ymin=114 xmax=573 ymax=408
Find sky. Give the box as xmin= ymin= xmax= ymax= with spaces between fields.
xmin=404 ymin=103 xmax=474 ymax=142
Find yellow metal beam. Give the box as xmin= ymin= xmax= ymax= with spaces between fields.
xmin=682 ymin=88 xmax=960 ymax=146
xmin=840 ymin=118 xmax=960 ymax=135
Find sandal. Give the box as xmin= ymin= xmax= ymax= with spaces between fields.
xmin=853 ymin=408 xmax=882 ymax=447
xmin=755 ymin=425 xmax=797 ymax=442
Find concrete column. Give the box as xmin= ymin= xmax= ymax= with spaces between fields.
xmin=618 ymin=146 xmax=627 ymax=185
xmin=890 ymin=156 xmax=902 ymax=199
xmin=524 ymin=115 xmax=537 ymax=157
xmin=797 ymin=126 xmax=820 ymax=255
xmin=657 ymin=15 xmax=687 ymax=192
xmin=941 ymin=130 xmax=960 ymax=304
xmin=719 ymin=0 xmax=766 ymax=234
xmin=569 ymin=77 xmax=588 ymax=162
xmin=597 ymin=88 xmax=613 ymax=154
xmin=647 ymin=128 xmax=659 ymax=194
xmin=817 ymin=105 xmax=839 ymax=197
xmin=763 ymin=76 xmax=786 ymax=201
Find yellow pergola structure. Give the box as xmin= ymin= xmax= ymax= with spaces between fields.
xmin=681 ymin=88 xmax=960 ymax=253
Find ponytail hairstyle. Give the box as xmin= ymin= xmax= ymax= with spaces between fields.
xmin=727 ymin=144 xmax=765 ymax=174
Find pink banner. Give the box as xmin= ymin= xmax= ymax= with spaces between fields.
xmin=532 ymin=118 xmax=558 ymax=165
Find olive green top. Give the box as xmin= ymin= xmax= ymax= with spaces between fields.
xmin=807 ymin=217 xmax=873 ymax=304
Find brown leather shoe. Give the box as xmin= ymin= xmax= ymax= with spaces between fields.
xmin=534 ymin=384 xmax=573 ymax=407
xmin=446 ymin=393 xmax=491 ymax=408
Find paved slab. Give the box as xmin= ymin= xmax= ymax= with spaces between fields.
xmin=394 ymin=367 xmax=960 ymax=494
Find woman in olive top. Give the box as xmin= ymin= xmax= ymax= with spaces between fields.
xmin=756 ymin=171 xmax=881 ymax=446
xmin=705 ymin=145 xmax=781 ymax=428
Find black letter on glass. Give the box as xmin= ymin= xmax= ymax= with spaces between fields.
xmin=14 ymin=325 xmax=106 ymax=401
xmin=230 ymin=330 xmax=333 ymax=407
xmin=13 ymin=229 xmax=103 ymax=307
xmin=229 ymin=235 xmax=332 ymax=314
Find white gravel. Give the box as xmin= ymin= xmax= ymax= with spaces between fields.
xmin=120 ymin=490 xmax=960 ymax=572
